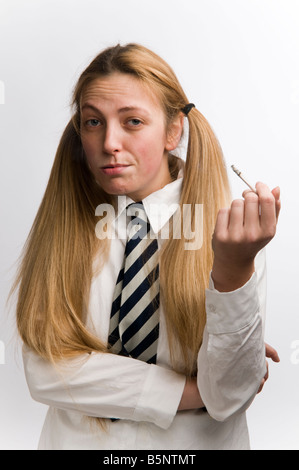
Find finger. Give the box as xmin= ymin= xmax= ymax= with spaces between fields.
xmin=264 ymin=360 xmax=269 ymax=382
xmin=228 ymin=199 xmax=244 ymax=232
xmin=214 ymin=207 xmax=230 ymax=237
xmin=271 ymin=186 xmax=281 ymax=222
xmin=215 ymin=207 xmax=230 ymax=229
xmin=242 ymin=188 xmax=256 ymax=198
xmin=257 ymin=378 xmax=265 ymax=394
xmin=243 ymin=190 xmax=260 ymax=230
xmin=255 ymin=182 xmax=277 ymax=233
xmin=257 ymin=361 xmax=269 ymax=394
xmin=265 ymin=343 xmax=280 ymax=362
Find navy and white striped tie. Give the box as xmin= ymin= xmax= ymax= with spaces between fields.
xmin=108 ymin=202 xmax=160 ymax=364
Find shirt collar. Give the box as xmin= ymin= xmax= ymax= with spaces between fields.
xmin=114 ymin=175 xmax=183 ymax=235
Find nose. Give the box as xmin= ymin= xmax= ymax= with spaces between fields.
xmin=102 ymin=123 xmax=122 ymax=155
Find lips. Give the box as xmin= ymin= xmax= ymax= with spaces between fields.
xmin=102 ymin=164 xmax=128 ymax=169
xmin=100 ymin=164 xmax=131 ymax=175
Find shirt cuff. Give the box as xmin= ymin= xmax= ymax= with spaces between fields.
xmin=132 ymin=364 xmax=186 ymax=429
xmin=205 ymin=271 xmax=260 ymax=334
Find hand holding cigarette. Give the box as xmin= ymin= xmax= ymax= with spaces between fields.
xmin=210 ymin=166 xmax=281 ymax=292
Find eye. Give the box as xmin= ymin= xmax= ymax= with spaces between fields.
xmin=86 ymin=119 xmax=101 ymax=127
xmin=127 ymin=118 xmax=143 ymax=127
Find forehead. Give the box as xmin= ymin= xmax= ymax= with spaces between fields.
xmin=80 ymin=72 xmax=161 ymax=110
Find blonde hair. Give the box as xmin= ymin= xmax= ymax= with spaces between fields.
xmin=14 ymin=43 xmax=231 ymax=376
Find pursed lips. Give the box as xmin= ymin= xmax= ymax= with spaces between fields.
xmin=100 ymin=163 xmax=132 ymax=175
xmin=101 ymin=163 xmax=130 ymax=168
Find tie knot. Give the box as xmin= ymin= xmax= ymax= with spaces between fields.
xmin=127 ymin=202 xmax=147 ymax=220
xmin=126 ymin=202 xmax=150 ymax=240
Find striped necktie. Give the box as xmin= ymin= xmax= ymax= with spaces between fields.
xmin=108 ymin=202 xmax=160 ymax=364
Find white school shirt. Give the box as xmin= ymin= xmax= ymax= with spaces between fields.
xmin=22 ymin=176 xmax=267 ymax=450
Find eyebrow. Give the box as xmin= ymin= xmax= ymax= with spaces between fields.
xmin=81 ymin=103 xmax=150 ymax=116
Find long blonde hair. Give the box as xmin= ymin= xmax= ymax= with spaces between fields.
xmin=14 ymin=43 xmax=231 ymax=376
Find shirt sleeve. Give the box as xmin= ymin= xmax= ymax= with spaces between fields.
xmin=22 ymin=345 xmax=186 ymax=430
xmin=197 ymin=249 xmax=267 ymax=422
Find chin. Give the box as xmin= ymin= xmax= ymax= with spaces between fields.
xmin=100 ymin=183 xmax=131 ymax=197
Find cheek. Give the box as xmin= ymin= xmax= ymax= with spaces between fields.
xmin=81 ymin=137 xmax=97 ymax=170
xmin=133 ymin=133 xmax=167 ymax=173
xmin=141 ymin=158 xmax=160 ymax=176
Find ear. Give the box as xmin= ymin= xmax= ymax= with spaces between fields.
xmin=165 ymin=113 xmax=184 ymax=151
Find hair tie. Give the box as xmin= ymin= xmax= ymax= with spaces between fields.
xmin=181 ymin=103 xmax=195 ymax=116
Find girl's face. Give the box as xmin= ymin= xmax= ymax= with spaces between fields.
xmin=80 ymin=73 xmax=182 ymax=201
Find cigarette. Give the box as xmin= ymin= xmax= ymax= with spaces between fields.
xmin=231 ymin=165 xmax=256 ymax=192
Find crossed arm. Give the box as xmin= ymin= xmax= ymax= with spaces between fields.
xmin=178 ymin=343 xmax=280 ymax=411
xmin=179 ymin=182 xmax=281 ymax=412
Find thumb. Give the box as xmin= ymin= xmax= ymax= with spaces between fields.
xmin=265 ymin=343 xmax=280 ymax=363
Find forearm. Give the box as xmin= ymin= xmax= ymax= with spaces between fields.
xmin=211 ymin=258 xmax=255 ymax=292
xmin=197 ymin=269 xmax=266 ymax=422
xmin=23 ymin=345 xmax=185 ymax=429
xmin=178 ymin=377 xmax=205 ymax=411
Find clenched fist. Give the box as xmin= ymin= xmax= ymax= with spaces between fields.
xmin=211 ymin=182 xmax=281 ymax=292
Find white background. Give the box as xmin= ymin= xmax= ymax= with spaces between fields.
xmin=0 ymin=0 xmax=298 ymax=450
